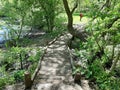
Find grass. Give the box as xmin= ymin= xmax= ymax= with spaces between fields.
xmin=59 ymin=13 xmax=90 ymax=24
xmin=73 ymin=15 xmax=90 ymax=24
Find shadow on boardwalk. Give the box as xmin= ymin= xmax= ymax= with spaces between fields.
xmin=31 ymin=34 xmax=92 ymax=90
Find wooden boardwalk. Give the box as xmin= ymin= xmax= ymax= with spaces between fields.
xmin=31 ymin=34 xmax=91 ymax=90
xmin=3 ymin=33 xmax=92 ymax=90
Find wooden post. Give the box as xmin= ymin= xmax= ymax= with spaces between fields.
xmin=24 ymin=71 xmax=32 ymax=89
xmin=74 ymin=73 xmax=81 ymax=84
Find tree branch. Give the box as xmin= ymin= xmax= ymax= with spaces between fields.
xmin=92 ymin=0 xmax=111 ymax=20
xmin=106 ymin=16 xmax=120 ymax=29
xmin=71 ymin=0 xmax=78 ymax=14
xmin=100 ymin=0 xmax=111 ymax=11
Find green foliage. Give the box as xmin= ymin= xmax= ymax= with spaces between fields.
xmin=1 ymin=0 xmax=65 ymax=37
xmin=29 ymin=48 xmax=41 ymax=62
xmin=0 ymin=76 xmax=15 ymax=89
xmin=14 ymin=70 xmax=25 ymax=82
xmin=1 ymin=0 xmax=119 ymax=89
xmin=72 ymin=67 xmax=81 ymax=75
xmin=0 ymin=0 xmax=65 ymax=88
xmin=3 ymin=47 xmax=28 ymax=70
xmin=0 ymin=46 xmax=42 ymax=88
xmin=0 ymin=0 xmax=33 ymax=45
xmin=2 ymin=0 xmax=32 ymax=21
xmin=72 ymin=0 xmax=120 ymax=89
xmin=0 ymin=66 xmax=15 ymax=89
xmin=32 ymin=11 xmax=45 ymax=28
xmin=34 ymin=0 xmax=61 ymax=32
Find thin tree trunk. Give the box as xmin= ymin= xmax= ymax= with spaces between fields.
xmin=18 ymin=14 xmax=25 ymax=40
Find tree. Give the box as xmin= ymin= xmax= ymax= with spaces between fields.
xmin=62 ymin=0 xmax=87 ymax=41
xmin=1 ymin=0 xmax=33 ymax=46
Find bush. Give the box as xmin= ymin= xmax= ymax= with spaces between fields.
xmin=14 ymin=70 xmax=25 ymax=82
xmin=0 ymin=46 xmax=42 ymax=88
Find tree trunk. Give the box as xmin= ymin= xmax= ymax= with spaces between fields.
xmin=63 ymin=0 xmax=87 ymax=41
